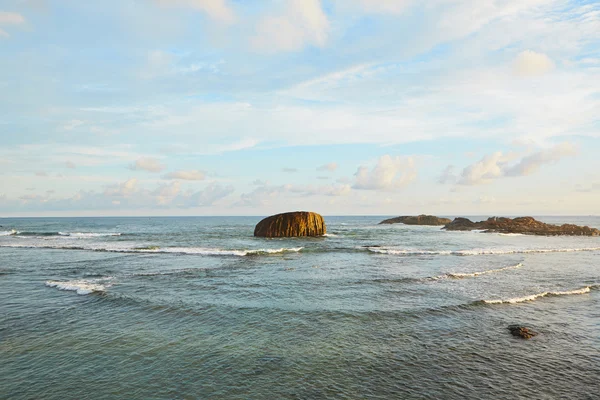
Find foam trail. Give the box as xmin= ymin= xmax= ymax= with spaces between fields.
xmin=0 ymin=243 xmax=304 ymax=256
xmin=58 ymin=232 xmax=122 ymax=238
xmin=445 ymin=263 xmax=523 ymax=279
xmin=483 ymin=286 xmax=594 ymax=304
xmin=45 ymin=278 xmax=112 ymax=295
xmin=138 ymin=247 xmax=304 ymax=256
xmin=366 ymin=247 xmax=600 ymax=256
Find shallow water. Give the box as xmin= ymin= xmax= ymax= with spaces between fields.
xmin=1 ymin=216 xmax=599 ymax=399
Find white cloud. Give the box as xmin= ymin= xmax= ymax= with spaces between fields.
xmin=0 ymin=11 xmax=25 ymax=25
xmin=504 ymin=142 xmax=577 ymax=176
xmin=0 ymin=11 xmax=25 ymax=38
xmin=458 ymin=143 xmax=576 ymax=185
xmin=438 ymin=165 xmax=457 ymax=184
xmin=182 ymin=183 xmax=234 ymax=206
xmin=163 ymin=170 xmax=206 ymax=180
xmin=317 ymin=162 xmax=338 ymax=172
xmin=152 ymin=0 xmax=235 ymax=24
xmin=65 ymin=161 xmax=76 ymax=169
xmin=237 ymin=181 xmax=351 ymax=207
xmin=336 ymin=0 xmax=413 ymax=14
xmin=252 ymin=0 xmax=329 ymax=52
xmin=353 ymin=155 xmax=417 ymax=190
xmin=513 ymin=50 xmax=555 ymax=76
xmin=458 ymin=152 xmax=511 ymax=185
xmin=129 ymin=157 xmax=166 ymax=173
xmin=152 ymin=181 xmax=181 ymax=205
xmin=282 ymin=168 xmax=298 ymax=173
xmin=104 ymin=178 xmax=138 ymax=197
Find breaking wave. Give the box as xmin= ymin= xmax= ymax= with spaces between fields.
xmin=45 ymin=277 xmax=113 ymax=295
xmin=366 ymin=246 xmax=600 ymax=256
xmin=442 ymin=263 xmax=523 ymax=279
xmin=58 ymin=232 xmax=122 ymax=238
xmin=481 ymin=286 xmax=597 ymax=304
xmin=0 ymin=229 xmax=18 ymax=236
xmin=1 ymin=243 xmax=303 ymax=257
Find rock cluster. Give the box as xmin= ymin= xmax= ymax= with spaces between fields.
xmin=254 ymin=211 xmax=326 ymax=238
xmin=379 ymin=215 xmax=452 ymax=226
xmin=443 ymin=216 xmax=600 ymax=236
xmin=508 ymin=325 xmax=537 ymax=339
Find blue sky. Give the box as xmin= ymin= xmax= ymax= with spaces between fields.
xmin=0 ymin=0 xmax=599 ymax=216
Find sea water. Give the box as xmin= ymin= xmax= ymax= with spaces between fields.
xmin=1 ymin=216 xmax=599 ymax=399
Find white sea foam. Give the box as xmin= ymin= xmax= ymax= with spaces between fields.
xmin=45 ymin=277 xmax=113 ymax=295
xmin=366 ymin=246 xmax=600 ymax=256
xmin=58 ymin=232 xmax=122 ymax=238
xmin=323 ymin=233 xmax=338 ymax=237
xmin=0 ymin=243 xmax=303 ymax=256
xmin=483 ymin=286 xmax=594 ymax=304
xmin=0 ymin=229 xmax=18 ymax=236
xmin=445 ymin=263 xmax=523 ymax=279
xmin=134 ymin=246 xmax=304 ymax=256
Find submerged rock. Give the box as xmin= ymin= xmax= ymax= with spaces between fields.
xmin=444 ymin=216 xmax=600 ymax=236
xmin=379 ymin=215 xmax=452 ymax=226
xmin=254 ymin=211 xmax=326 ymax=238
xmin=508 ymin=325 xmax=537 ymax=339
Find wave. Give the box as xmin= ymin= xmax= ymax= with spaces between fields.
xmin=45 ymin=277 xmax=113 ymax=295
xmin=131 ymin=246 xmax=304 ymax=256
xmin=3 ymin=231 xmax=122 ymax=238
xmin=482 ymin=285 xmax=597 ymax=304
xmin=366 ymin=246 xmax=600 ymax=256
xmin=443 ymin=263 xmax=523 ymax=279
xmin=364 ymin=263 xmax=523 ymax=285
xmin=0 ymin=243 xmax=303 ymax=257
xmin=58 ymin=232 xmax=122 ymax=238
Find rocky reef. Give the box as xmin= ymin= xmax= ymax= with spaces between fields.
xmin=443 ymin=216 xmax=600 ymax=236
xmin=379 ymin=215 xmax=452 ymax=226
xmin=508 ymin=325 xmax=537 ymax=339
xmin=254 ymin=211 xmax=326 ymax=238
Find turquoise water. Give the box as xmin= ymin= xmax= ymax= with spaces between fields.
xmin=1 ymin=216 xmax=599 ymax=399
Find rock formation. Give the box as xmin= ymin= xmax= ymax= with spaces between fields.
xmin=379 ymin=215 xmax=452 ymax=226
xmin=254 ymin=211 xmax=326 ymax=238
xmin=443 ymin=216 xmax=600 ymax=236
xmin=508 ymin=325 xmax=537 ymax=339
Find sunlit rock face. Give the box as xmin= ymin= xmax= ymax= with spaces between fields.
xmin=444 ymin=216 xmax=600 ymax=236
xmin=254 ymin=212 xmax=326 ymax=238
xmin=379 ymin=215 xmax=451 ymax=226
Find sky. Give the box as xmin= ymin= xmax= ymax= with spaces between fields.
xmin=0 ymin=0 xmax=599 ymax=216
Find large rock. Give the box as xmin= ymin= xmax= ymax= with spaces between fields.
xmin=444 ymin=216 xmax=600 ymax=236
xmin=254 ymin=211 xmax=326 ymax=238
xmin=379 ymin=215 xmax=452 ymax=226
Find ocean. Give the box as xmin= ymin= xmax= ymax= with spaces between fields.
xmin=1 ymin=216 xmax=599 ymax=399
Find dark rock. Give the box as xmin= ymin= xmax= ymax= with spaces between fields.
xmin=254 ymin=211 xmax=326 ymax=238
xmin=443 ymin=216 xmax=600 ymax=236
xmin=379 ymin=215 xmax=452 ymax=226
xmin=508 ymin=325 xmax=537 ymax=339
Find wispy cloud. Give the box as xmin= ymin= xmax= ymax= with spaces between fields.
xmin=252 ymin=0 xmax=329 ymax=52
xmin=152 ymin=0 xmax=235 ymax=24
xmin=0 ymin=11 xmax=25 ymax=38
xmin=513 ymin=50 xmax=555 ymax=76
xmin=317 ymin=162 xmax=338 ymax=172
xmin=353 ymin=155 xmax=417 ymax=190
xmin=129 ymin=157 xmax=166 ymax=173
xmin=456 ymin=143 xmax=577 ymax=185
xmin=163 ymin=170 xmax=206 ymax=180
